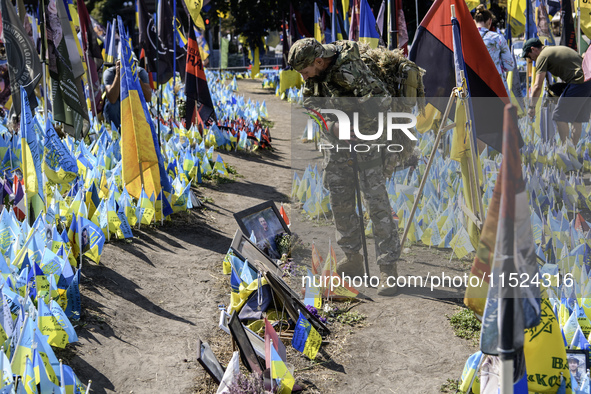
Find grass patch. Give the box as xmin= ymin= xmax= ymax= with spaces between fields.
xmin=447 ymin=307 xmax=481 ymax=345
xmin=201 ymin=164 xmax=242 ymax=184
xmin=226 ymin=164 xmax=239 ymax=175
xmin=335 ymin=310 xmax=366 ymax=326
xmin=321 ymin=302 xmax=366 ymax=327
xmin=210 ymin=173 xmax=235 ymax=184
xmin=201 ymin=196 xmax=214 ymax=204
xmin=440 ymin=378 xmax=463 ymax=393
xmin=260 ymin=118 xmax=275 ymax=129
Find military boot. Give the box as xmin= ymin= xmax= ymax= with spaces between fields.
xmin=377 ymin=264 xmax=398 ymax=296
xmin=336 ymin=252 xmax=365 ymax=278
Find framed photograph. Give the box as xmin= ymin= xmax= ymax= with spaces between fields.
xmin=230 ymin=229 xmax=283 ymax=277
xmin=567 ymin=349 xmax=589 ymax=389
xmin=196 ymin=339 xmax=225 ymax=384
xmin=228 ymin=311 xmax=264 ymax=374
xmin=233 ymin=201 xmax=290 ymax=260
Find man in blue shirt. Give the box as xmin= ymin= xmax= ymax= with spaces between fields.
xmin=103 ymin=58 xmax=152 ymax=129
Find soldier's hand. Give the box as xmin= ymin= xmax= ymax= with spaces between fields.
xmin=527 ymin=106 xmax=535 ymax=120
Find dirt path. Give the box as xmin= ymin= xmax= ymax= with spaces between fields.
xmin=71 ymin=78 xmax=474 ymax=394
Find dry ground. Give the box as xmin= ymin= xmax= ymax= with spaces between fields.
xmin=69 ymin=79 xmax=475 ymax=394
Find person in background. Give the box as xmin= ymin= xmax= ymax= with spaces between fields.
xmin=523 ymin=37 xmax=591 ymax=144
xmin=103 ymin=54 xmax=152 ymax=129
xmin=474 ymin=4 xmax=515 ymax=95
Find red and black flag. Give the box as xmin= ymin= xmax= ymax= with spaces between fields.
xmin=560 ymin=0 xmax=577 ymax=51
xmin=185 ymin=21 xmax=216 ymax=127
xmin=409 ymin=0 xmax=521 ymax=152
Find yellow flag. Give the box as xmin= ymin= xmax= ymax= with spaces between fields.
xmin=251 ymin=46 xmax=260 ymax=78
xmin=524 ymin=299 xmax=571 ymax=393
xmin=314 ymin=3 xmax=325 ymax=44
xmin=121 ymin=90 xmax=161 ymax=199
xmin=508 ymin=0 xmax=526 ymax=37
xmin=451 ymin=99 xmax=481 ymax=249
xmin=183 ymin=0 xmax=205 ymax=30
xmin=279 ymin=70 xmax=303 ymax=94
xmin=578 ymin=0 xmax=591 ymax=39
xmin=464 ymin=0 xmax=480 ymax=10
xmin=415 ymin=104 xmax=440 ymax=134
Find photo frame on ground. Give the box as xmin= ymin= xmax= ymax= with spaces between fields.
xmin=264 ymin=270 xmax=330 ymax=337
xmin=233 ymin=201 xmax=290 ymax=260
xmin=228 ymin=311 xmax=264 ymax=374
xmin=230 ymin=229 xmax=283 ymax=277
xmin=219 ymin=310 xmax=266 ymax=359
xmin=567 ymin=349 xmax=590 ymax=389
xmin=196 ymin=339 xmax=225 ymax=384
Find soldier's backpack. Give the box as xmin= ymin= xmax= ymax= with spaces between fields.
xmin=355 ymin=43 xmax=425 ymax=172
xmin=357 ymin=42 xmax=426 ymax=114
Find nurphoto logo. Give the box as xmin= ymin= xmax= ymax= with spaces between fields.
xmin=306 ymin=108 xmax=418 ymax=152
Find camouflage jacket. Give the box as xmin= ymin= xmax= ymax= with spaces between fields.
xmin=302 ymin=40 xmax=390 ymax=99
xmin=302 ymin=41 xmax=391 ymax=142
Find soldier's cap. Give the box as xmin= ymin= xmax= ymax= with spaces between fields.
xmin=567 ymin=355 xmax=580 ymax=364
xmin=288 ymin=38 xmax=337 ymax=71
xmin=522 ymin=38 xmax=542 ymax=58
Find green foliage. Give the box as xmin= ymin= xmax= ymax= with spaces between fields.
xmin=205 ymin=172 xmax=235 ymax=184
xmin=260 ymin=118 xmax=274 ymax=129
xmin=335 ymin=310 xmax=366 ymax=326
xmin=275 ymin=233 xmax=292 ymax=258
xmin=321 ymin=303 xmax=366 ymax=327
xmin=447 ymin=308 xmax=481 ymax=344
xmin=225 ymin=164 xmax=238 ymax=175
xmin=440 ymin=378 xmax=464 ymax=393
xmin=201 ymin=196 xmax=214 ymax=204
xmin=177 ymin=97 xmax=186 ymax=119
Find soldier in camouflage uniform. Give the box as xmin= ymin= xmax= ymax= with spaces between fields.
xmin=288 ymin=38 xmax=400 ymax=296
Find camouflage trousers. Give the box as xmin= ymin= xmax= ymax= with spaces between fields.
xmin=323 ymin=143 xmax=400 ymax=266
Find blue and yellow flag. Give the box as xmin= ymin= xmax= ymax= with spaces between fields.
xmin=118 ymin=16 xmax=170 ymax=200
xmin=105 ymin=19 xmax=117 ymax=64
xmin=44 ymin=122 xmax=78 ymax=184
xmin=271 ymin=343 xmax=294 ymax=394
xmin=19 ymin=86 xmax=42 ymax=200
xmin=79 ymin=216 xmax=106 ymax=264
xmin=291 ymin=311 xmax=322 ymax=359
xmin=38 ymin=297 xmax=68 ymax=348
xmin=358 ymin=0 xmax=380 ymax=48
xmin=314 ymin=3 xmax=325 ymax=44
